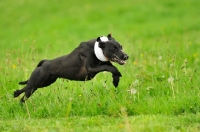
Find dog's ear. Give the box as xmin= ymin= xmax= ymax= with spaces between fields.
xmin=97 ymin=37 xmax=101 ymax=42
xmin=107 ymin=33 xmax=112 ymax=40
xmin=98 ymin=42 xmax=105 ymax=48
xmin=96 ymin=37 xmax=105 ymax=48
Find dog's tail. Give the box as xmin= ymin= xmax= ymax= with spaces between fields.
xmin=19 ymin=80 xmax=28 ymax=85
xmin=37 ymin=59 xmax=48 ymax=67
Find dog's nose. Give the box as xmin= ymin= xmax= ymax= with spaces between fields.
xmin=123 ymin=55 xmax=129 ymax=60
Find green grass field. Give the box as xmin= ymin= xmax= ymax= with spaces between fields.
xmin=0 ymin=0 xmax=200 ymax=131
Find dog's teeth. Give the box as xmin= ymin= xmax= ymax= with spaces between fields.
xmin=120 ymin=60 xmax=126 ymax=64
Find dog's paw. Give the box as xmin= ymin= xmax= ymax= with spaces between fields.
xmin=112 ymin=75 xmax=120 ymax=87
xmin=14 ymin=90 xmax=20 ymax=98
xmin=113 ymin=81 xmax=119 ymax=87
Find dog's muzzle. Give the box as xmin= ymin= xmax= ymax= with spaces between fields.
xmin=111 ymin=51 xmax=129 ymax=65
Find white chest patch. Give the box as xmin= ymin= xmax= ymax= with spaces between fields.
xmin=94 ymin=36 xmax=109 ymax=62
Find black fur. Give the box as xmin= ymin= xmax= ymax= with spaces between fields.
xmin=14 ymin=34 xmax=128 ymax=103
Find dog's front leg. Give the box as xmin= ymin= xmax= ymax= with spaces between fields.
xmin=112 ymin=73 xmax=121 ymax=87
xmin=108 ymin=63 xmax=122 ymax=87
xmin=87 ymin=64 xmax=121 ymax=87
xmin=80 ymin=55 xmax=121 ymax=87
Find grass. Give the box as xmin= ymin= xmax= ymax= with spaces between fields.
xmin=0 ymin=0 xmax=200 ymax=131
xmin=1 ymin=114 xmax=200 ymax=132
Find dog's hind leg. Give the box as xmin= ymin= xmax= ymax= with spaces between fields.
xmin=14 ymin=87 xmax=27 ymax=97
xmin=14 ymin=83 xmax=36 ymax=100
xmin=19 ymin=76 xmax=57 ymax=103
xmin=19 ymin=85 xmax=37 ymax=103
xmin=14 ymin=85 xmax=37 ymax=103
xmin=19 ymin=73 xmax=57 ymax=103
xmin=14 ymin=67 xmax=43 ymax=102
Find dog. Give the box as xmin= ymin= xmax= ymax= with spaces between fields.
xmin=14 ymin=34 xmax=129 ymax=103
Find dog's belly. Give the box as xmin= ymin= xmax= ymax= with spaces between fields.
xmin=58 ymin=66 xmax=89 ymax=81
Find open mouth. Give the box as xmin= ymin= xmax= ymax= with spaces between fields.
xmin=111 ymin=57 xmax=126 ymax=65
xmin=110 ymin=53 xmax=128 ymax=65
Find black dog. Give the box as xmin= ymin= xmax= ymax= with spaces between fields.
xmin=14 ymin=34 xmax=129 ymax=102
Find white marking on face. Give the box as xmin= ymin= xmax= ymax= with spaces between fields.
xmin=94 ymin=36 xmax=109 ymax=61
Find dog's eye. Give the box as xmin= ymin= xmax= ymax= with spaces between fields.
xmin=112 ymin=47 xmax=117 ymax=50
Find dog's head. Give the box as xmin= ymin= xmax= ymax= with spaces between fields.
xmin=94 ymin=34 xmax=129 ymax=65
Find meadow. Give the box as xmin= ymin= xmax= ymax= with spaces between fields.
xmin=0 ymin=0 xmax=200 ymax=131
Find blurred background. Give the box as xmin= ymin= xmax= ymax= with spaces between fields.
xmin=1 ymin=0 xmax=200 ymax=58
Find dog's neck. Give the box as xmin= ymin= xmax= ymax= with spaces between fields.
xmin=94 ymin=36 xmax=109 ymax=62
